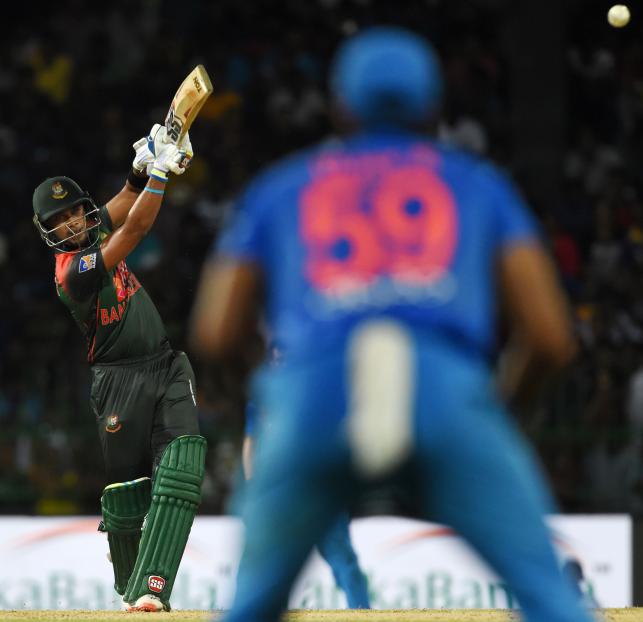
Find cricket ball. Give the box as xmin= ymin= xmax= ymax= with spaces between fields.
xmin=608 ymin=4 xmax=631 ymax=28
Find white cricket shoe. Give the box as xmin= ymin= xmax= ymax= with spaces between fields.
xmin=126 ymin=594 xmax=170 ymax=612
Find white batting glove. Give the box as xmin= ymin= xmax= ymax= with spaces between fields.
xmin=132 ymin=137 xmax=153 ymax=174
xmin=132 ymin=124 xmax=163 ymax=174
xmin=132 ymin=124 xmax=193 ymax=176
xmin=148 ymin=144 xmax=182 ymax=181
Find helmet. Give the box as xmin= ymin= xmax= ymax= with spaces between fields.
xmin=330 ymin=26 xmax=443 ymax=127
xmin=32 ymin=176 xmax=101 ymax=251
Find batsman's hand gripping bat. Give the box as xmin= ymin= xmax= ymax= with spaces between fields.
xmin=132 ymin=65 xmax=213 ymax=175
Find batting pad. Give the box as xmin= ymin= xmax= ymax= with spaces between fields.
xmin=100 ymin=477 xmax=152 ymax=595
xmin=124 ymin=435 xmax=207 ymax=607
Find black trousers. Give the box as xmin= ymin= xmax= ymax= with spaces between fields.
xmin=90 ymin=347 xmax=200 ymax=484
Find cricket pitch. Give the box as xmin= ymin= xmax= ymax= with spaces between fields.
xmin=0 ymin=609 xmax=641 ymax=622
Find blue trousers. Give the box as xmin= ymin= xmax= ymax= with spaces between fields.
xmin=317 ymin=513 xmax=370 ymax=608
xmin=223 ymin=334 xmax=594 ymax=622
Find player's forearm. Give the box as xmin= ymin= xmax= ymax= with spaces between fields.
xmin=497 ymin=244 xmax=576 ymax=411
xmin=100 ymin=179 xmax=167 ymax=271
xmin=123 ymin=178 xmax=167 ymax=236
xmin=499 ymin=344 xmax=538 ymax=408
xmin=498 ymin=336 xmax=570 ymax=414
xmin=105 ymin=167 xmax=150 ymax=229
xmin=189 ymin=261 xmax=261 ymax=360
xmin=106 ymin=187 xmax=141 ymax=229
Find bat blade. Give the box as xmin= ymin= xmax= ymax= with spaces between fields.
xmin=164 ymin=65 xmax=213 ymax=145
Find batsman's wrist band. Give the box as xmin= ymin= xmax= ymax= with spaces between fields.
xmin=149 ymin=167 xmax=169 ymax=182
xmin=127 ymin=168 xmax=149 ymax=192
xmin=144 ymin=186 xmax=165 ymax=195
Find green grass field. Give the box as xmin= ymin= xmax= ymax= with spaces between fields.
xmin=0 ymin=610 xmax=641 ymax=622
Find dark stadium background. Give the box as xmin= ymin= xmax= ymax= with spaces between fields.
xmin=3 ymin=0 xmax=643 ymax=528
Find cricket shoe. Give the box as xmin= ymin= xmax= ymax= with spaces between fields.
xmin=126 ymin=594 xmax=170 ymax=612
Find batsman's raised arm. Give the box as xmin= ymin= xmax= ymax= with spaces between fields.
xmin=102 ymin=172 xmax=149 ymax=231
xmin=101 ymin=176 xmax=166 ymax=272
xmin=101 ymin=125 xmax=192 ymax=272
xmin=104 ymin=125 xmax=193 ymax=230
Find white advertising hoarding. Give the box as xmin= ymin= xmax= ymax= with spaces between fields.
xmin=0 ymin=515 xmax=631 ymax=610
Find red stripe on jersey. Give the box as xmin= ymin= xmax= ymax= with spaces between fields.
xmin=54 ymin=253 xmax=76 ymax=296
xmin=87 ymin=302 xmax=100 ymax=363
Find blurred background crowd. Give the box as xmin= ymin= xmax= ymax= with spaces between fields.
xmin=3 ymin=0 xmax=643 ymax=517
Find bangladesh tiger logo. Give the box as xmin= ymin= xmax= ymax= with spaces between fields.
xmin=51 ymin=181 xmax=68 ymax=199
xmin=105 ymin=414 xmax=122 ymax=433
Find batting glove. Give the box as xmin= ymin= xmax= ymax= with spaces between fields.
xmin=132 ymin=124 xmax=193 ymax=177
xmin=132 ymin=138 xmax=154 ymax=174
xmin=149 ymin=143 xmax=194 ymax=182
xmin=132 ymin=124 xmax=163 ymax=174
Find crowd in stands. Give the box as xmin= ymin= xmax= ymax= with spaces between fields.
xmin=3 ymin=0 xmax=643 ymax=516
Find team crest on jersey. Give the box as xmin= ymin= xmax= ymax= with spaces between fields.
xmin=79 ymin=253 xmax=97 ymax=273
xmin=51 ymin=181 xmax=68 ymax=199
xmin=105 ymin=414 xmax=122 ymax=433
xmin=148 ymin=575 xmax=166 ymax=593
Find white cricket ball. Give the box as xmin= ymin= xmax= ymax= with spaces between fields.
xmin=608 ymin=4 xmax=631 ymax=28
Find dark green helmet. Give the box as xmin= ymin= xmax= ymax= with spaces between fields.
xmin=32 ymin=176 xmax=101 ymax=251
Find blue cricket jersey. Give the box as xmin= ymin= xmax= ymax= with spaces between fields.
xmin=217 ymin=131 xmax=539 ymax=364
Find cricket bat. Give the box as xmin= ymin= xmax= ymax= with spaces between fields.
xmin=164 ymin=64 xmax=213 ymax=145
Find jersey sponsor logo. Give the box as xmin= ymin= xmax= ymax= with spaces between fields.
xmin=148 ymin=575 xmax=166 ymax=593
xmin=105 ymin=414 xmax=122 ymax=433
xmin=79 ymin=253 xmax=97 ymax=273
xmin=51 ymin=181 xmax=68 ymax=199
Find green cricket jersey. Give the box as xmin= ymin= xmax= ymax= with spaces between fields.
xmin=54 ymin=206 xmax=168 ymax=363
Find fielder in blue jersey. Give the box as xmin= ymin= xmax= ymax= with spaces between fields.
xmin=243 ymin=399 xmax=370 ymax=609
xmin=191 ymin=27 xmax=595 ymax=622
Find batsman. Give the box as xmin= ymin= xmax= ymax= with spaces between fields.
xmin=32 ymin=124 xmax=207 ymax=612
